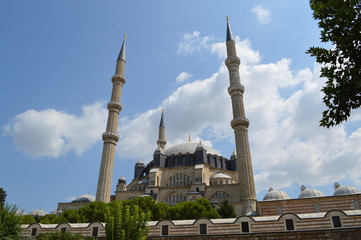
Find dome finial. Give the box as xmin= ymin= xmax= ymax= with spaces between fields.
xmin=334 ymin=182 xmax=340 ymax=189
xmin=300 ymin=185 xmax=306 ymax=192
xmin=188 ymin=132 xmax=192 ymax=142
xmin=268 ymin=187 xmax=273 ymax=192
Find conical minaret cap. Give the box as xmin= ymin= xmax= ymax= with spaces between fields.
xmin=226 ymin=16 xmax=234 ymax=42
xmin=159 ymin=107 xmax=165 ymax=127
xmin=117 ymin=34 xmax=126 ymax=61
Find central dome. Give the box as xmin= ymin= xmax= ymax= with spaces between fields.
xmin=164 ymin=142 xmax=221 ymax=156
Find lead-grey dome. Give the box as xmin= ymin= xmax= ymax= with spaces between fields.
xmin=27 ymin=209 xmax=48 ymax=216
xmin=71 ymin=194 xmax=95 ymax=203
xmin=263 ymin=187 xmax=290 ymax=201
xmin=164 ymin=142 xmax=220 ymax=156
xmin=299 ymin=185 xmax=324 ymax=198
xmin=333 ymin=182 xmax=361 ymax=196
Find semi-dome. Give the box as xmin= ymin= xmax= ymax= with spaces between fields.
xmin=210 ymin=172 xmax=232 ymax=179
xmin=263 ymin=187 xmax=290 ymax=201
xmin=27 ymin=209 xmax=48 ymax=216
xmin=298 ymin=185 xmax=324 ymax=198
xmin=71 ymin=194 xmax=95 ymax=203
xmin=164 ymin=142 xmax=220 ymax=156
xmin=333 ymin=182 xmax=361 ymax=196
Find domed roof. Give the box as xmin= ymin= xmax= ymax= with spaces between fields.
xmin=71 ymin=194 xmax=95 ymax=203
xmin=333 ymin=182 xmax=361 ymax=196
xmin=27 ymin=209 xmax=48 ymax=216
xmin=298 ymin=185 xmax=324 ymax=198
xmin=210 ymin=172 xmax=232 ymax=179
xmin=164 ymin=142 xmax=220 ymax=156
xmin=263 ymin=187 xmax=290 ymax=201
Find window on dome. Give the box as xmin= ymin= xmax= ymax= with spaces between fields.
xmin=161 ymin=225 xmax=169 ymax=236
xmin=199 ymin=224 xmax=207 ymax=235
xmin=332 ymin=216 xmax=342 ymax=228
xmin=92 ymin=227 xmax=99 ymax=237
xmin=61 ymin=227 xmax=66 ymax=233
xmin=285 ymin=219 xmax=294 ymax=231
xmin=241 ymin=222 xmax=250 ymax=233
xmin=31 ymin=228 xmax=37 ymax=236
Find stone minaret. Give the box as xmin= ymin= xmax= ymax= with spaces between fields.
xmin=96 ymin=35 xmax=126 ymax=202
xmin=225 ymin=18 xmax=257 ymax=214
xmin=157 ymin=108 xmax=166 ymax=150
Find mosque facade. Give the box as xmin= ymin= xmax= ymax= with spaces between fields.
xmin=38 ymin=19 xmax=361 ymax=238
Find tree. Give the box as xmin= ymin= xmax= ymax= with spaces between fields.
xmin=307 ymin=0 xmax=361 ymax=127
xmin=0 ymin=188 xmax=6 ymax=209
xmin=0 ymin=204 xmax=21 ymax=239
xmin=106 ymin=202 xmax=150 ymax=240
xmin=169 ymin=198 xmax=219 ymax=220
xmin=217 ymin=200 xmax=236 ymax=218
xmin=76 ymin=201 xmax=107 ymax=222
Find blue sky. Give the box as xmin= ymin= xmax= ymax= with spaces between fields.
xmin=1 ymin=0 xmax=360 ymax=213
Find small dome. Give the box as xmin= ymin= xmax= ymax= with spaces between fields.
xmin=27 ymin=209 xmax=48 ymax=216
xmin=210 ymin=172 xmax=232 ymax=179
xmin=333 ymin=183 xmax=361 ymax=196
xmin=263 ymin=187 xmax=290 ymax=201
xmin=298 ymin=185 xmax=324 ymax=198
xmin=164 ymin=142 xmax=220 ymax=156
xmin=71 ymin=194 xmax=95 ymax=203
xmin=118 ymin=176 xmax=126 ymax=184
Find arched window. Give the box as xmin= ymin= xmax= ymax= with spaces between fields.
xmin=209 ymin=191 xmax=230 ymax=201
xmin=162 ymin=192 xmax=186 ymax=206
xmin=164 ymin=173 xmax=192 ymax=187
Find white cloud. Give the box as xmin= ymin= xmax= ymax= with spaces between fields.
xmin=252 ymin=4 xmax=271 ymax=24
xmin=177 ymin=31 xmax=212 ymax=55
xmin=175 ymin=71 xmax=192 ymax=84
xmin=4 ymin=102 xmax=107 ymax=158
xmin=116 ymin=33 xmax=361 ymax=194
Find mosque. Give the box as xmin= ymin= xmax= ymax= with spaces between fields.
xmin=23 ymin=19 xmax=361 ymax=239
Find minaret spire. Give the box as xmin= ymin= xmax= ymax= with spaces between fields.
xmin=157 ymin=107 xmax=166 ymax=150
xmin=96 ymin=35 xmax=127 ymax=202
xmin=225 ymin=18 xmax=257 ymax=215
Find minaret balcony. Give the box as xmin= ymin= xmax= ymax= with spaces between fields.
xmin=102 ymin=131 xmax=120 ymax=142
xmin=228 ymin=84 xmax=244 ymax=96
xmin=231 ymin=117 xmax=250 ymax=129
xmin=225 ymin=56 xmax=240 ymax=67
xmin=107 ymin=101 xmax=122 ymax=112
xmin=111 ymin=75 xmax=126 ymax=84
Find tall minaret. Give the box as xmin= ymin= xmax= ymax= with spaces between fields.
xmin=157 ymin=108 xmax=166 ymax=150
xmin=96 ymin=35 xmax=126 ymax=202
xmin=225 ymin=18 xmax=257 ymax=214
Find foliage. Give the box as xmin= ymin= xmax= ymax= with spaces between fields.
xmin=19 ymin=215 xmax=36 ymax=224
xmin=76 ymin=201 xmax=108 ymax=223
xmin=121 ymin=196 xmax=170 ymax=221
xmin=36 ymin=232 xmax=90 ymax=240
xmin=40 ymin=214 xmax=61 ymax=224
xmin=0 ymin=188 xmax=6 ymax=209
xmin=217 ymin=200 xmax=236 ymax=218
xmin=307 ymin=0 xmax=361 ymax=127
xmin=105 ymin=202 xmax=150 ymax=240
xmin=0 ymin=204 xmax=21 ymax=239
xmin=169 ymin=198 xmax=219 ymax=220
